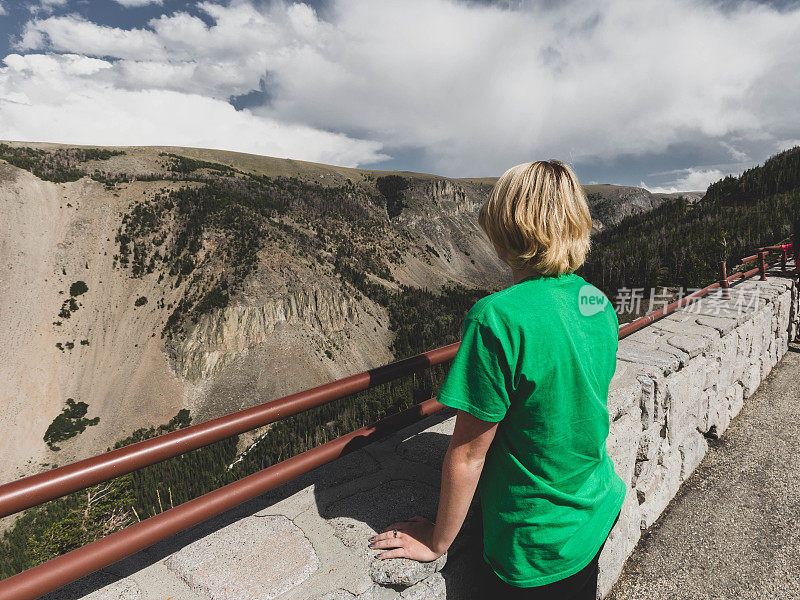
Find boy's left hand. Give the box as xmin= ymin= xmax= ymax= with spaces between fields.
xmin=368 ymin=515 xmax=444 ymax=562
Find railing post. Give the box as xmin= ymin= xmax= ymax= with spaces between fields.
xmin=782 ymin=248 xmax=787 ymax=272
xmin=719 ymin=260 xmax=730 ymax=299
xmin=796 ymin=241 xmax=800 ymax=276
xmin=758 ymin=251 xmax=767 ymax=281
xmin=794 ymin=220 xmax=800 ymax=275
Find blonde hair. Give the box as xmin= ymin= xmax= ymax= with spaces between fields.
xmin=478 ymin=160 xmax=592 ymax=275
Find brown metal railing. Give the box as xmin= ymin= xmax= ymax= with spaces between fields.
xmin=0 ymin=398 xmax=446 ymax=600
xmin=0 ymin=241 xmax=794 ymax=600
xmin=617 ymin=245 xmax=785 ymax=338
xmin=0 ymin=343 xmax=459 ymax=519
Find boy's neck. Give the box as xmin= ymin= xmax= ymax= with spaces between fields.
xmin=510 ymin=268 xmax=543 ymax=285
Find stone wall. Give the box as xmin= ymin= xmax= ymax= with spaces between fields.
xmin=56 ymin=271 xmax=798 ymax=600
xmin=596 ymin=272 xmax=798 ymax=596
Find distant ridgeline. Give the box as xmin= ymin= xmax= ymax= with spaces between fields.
xmin=579 ymin=145 xmax=800 ymax=295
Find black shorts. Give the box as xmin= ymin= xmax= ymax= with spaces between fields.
xmin=477 ymin=510 xmax=621 ymax=599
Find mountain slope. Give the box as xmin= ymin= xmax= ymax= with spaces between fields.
xmin=0 ymin=141 xmax=688 ymax=482
xmin=579 ymin=145 xmax=800 ymax=294
xmin=0 ymin=143 xmax=501 ymax=481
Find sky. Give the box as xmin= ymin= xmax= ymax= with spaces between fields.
xmin=0 ymin=0 xmax=799 ymax=191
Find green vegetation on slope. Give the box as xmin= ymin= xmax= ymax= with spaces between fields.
xmin=0 ymin=144 xmax=125 ymax=182
xmin=2 ymin=410 xmax=199 ymax=578
xmin=42 ymin=399 xmax=100 ymax=451
xmin=113 ymin=157 xmax=412 ymax=338
xmin=579 ymin=146 xmax=800 ymax=296
xmin=704 ymin=146 xmax=800 ymax=206
xmin=69 ymin=281 xmax=88 ymax=297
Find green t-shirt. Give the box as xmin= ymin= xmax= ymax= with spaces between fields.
xmin=436 ymin=272 xmax=626 ymax=587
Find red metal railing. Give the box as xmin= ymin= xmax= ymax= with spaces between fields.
xmin=0 ymin=344 xmax=459 ymax=519
xmin=0 ymin=398 xmax=446 ymax=600
xmin=0 ymin=241 xmax=794 ymax=600
xmin=617 ymin=245 xmax=785 ymax=338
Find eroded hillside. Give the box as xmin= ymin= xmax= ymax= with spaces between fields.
xmin=0 ymin=142 xmax=679 ymax=482
xmin=0 ymin=143 xmax=504 ymax=482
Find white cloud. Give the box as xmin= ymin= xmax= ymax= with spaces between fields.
xmin=0 ymin=53 xmax=388 ymax=166
xmin=6 ymin=0 xmax=800 ymax=175
xmin=0 ymin=2 xmax=6 ymax=16
xmin=18 ymin=16 xmax=167 ymax=61
xmin=775 ymin=139 xmax=800 ymax=153
xmin=640 ymin=168 xmax=727 ymax=193
xmin=115 ymin=0 xmax=163 ymax=7
xmin=28 ymin=0 xmax=67 ymax=14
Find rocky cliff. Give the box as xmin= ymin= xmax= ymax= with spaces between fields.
xmin=172 ymin=287 xmax=361 ymax=382
xmin=584 ymin=183 xmax=679 ymax=231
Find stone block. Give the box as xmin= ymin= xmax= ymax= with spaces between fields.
xmin=597 ymin=487 xmax=641 ymax=599
xmin=164 ymin=515 xmax=319 ymax=600
xmin=617 ymin=341 xmax=681 ymax=375
xmin=633 ymin=456 xmax=658 ymax=491
xmin=727 ymin=382 xmax=745 ymax=420
xmin=653 ymin=342 xmax=691 ymax=369
xmin=732 ymin=324 xmax=751 ymax=381
xmin=678 ymin=430 xmax=708 ymax=481
xmin=666 ymin=333 xmax=711 ymax=358
xmin=663 ymin=362 xmax=705 ymax=447
xmin=637 ymin=448 xmax=682 ymax=529
xmin=718 ymin=290 xmax=767 ymax=317
xmin=624 ymin=329 xmax=662 ymax=346
xmin=687 ymin=300 xmax=750 ymax=324
xmin=699 ymin=387 xmax=730 ymax=438
xmin=370 ymin=554 xmax=448 ymax=588
xmin=635 ymin=422 xmax=663 ymax=464
xmin=696 ymin=315 xmax=737 ymax=335
xmin=702 ymin=356 xmax=720 ymax=391
xmin=399 ymin=573 xmax=446 ymax=600
xmin=608 ymin=363 xmax=647 ymax=422
xmin=769 ymin=335 xmax=780 ymax=368
xmin=717 ymin=333 xmax=738 ymax=392
xmin=606 ymin=406 xmax=642 ymax=487
xmin=749 ymin=311 xmax=766 ymax=361
xmin=635 ymin=375 xmax=654 ymax=428
xmin=655 ymin=314 xmax=719 ymax=340
xmin=742 ymin=362 xmax=761 ymax=398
